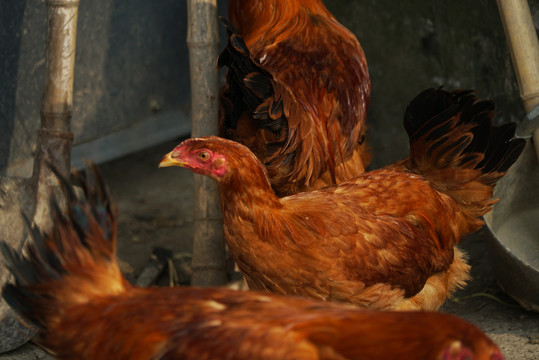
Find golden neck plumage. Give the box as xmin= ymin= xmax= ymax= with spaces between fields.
xmin=217 ymin=151 xmax=282 ymax=215
xmin=228 ymin=0 xmax=334 ymax=47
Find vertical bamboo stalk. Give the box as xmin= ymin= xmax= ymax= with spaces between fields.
xmin=0 ymin=0 xmax=79 ymax=352
xmin=497 ymin=0 xmax=539 ymax=158
xmin=186 ymin=0 xmax=227 ymax=286
xmin=33 ymin=0 xmax=78 ymax=234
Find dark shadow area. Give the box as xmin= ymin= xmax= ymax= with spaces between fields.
xmin=0 ymin=1 xmax=27 ymax=174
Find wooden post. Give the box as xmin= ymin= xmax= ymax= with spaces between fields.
xmin=0 ymin=0 xmax=78 ymax=352
xmin=186 ymin=0 xmax=227 ymax=286
xmin=33 ymin=0 xmax=79 ymax=233
xmin=497 ymin=0 xmax=539 ymax=158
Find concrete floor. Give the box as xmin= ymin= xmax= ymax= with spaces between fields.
xmin=1 ymin=137 xmax=539 ymax=359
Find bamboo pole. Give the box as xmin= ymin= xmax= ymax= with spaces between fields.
xmin=32 ymin=0 xmax=78 ymax=234
xmin=186 ymin=0 xmax=227 ymax=286
xmin=0 ymin=0 xmax=78 ymax=352
xmin=497 ymin=0 xmax=539 ymax=158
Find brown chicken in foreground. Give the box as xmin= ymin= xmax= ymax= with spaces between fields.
xmin=161 ymin=88 xmax=525 ymax=311
xmin=1 ymin=165 xmax=504 ymax=360
xmin=219 ymin=0 xmax=371 ymax=197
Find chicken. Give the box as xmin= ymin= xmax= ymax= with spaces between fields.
xmin=1 ymin=165 xmax=504 ymax=360
xmin=160 ymin=88 xmax=525 ymax=311
xmin=218 ymin=0 xmax=371 ymax=197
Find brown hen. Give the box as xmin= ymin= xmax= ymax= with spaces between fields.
xmin=219 ymin=0 xmax=370 ymax=197
xmin=161 ymin=88 xmax=525 ymax=311
xmin=1 ymin=165 xmax=504 ymax=360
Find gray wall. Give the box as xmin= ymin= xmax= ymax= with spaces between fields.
xmin=1 ymin=0 xmax=227 ymax=177
xmin=327 ymin=0 xmax=533 ymax=168
xmin=1 ymin=0 xmax=536 ymax=174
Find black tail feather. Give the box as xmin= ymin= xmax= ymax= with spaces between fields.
xmin=479 ymin=123 xmax=525 ymax=175
xmin=1 ymin=163 xmax=118 ymax=330
xmin=1 ymin=237 xmax=54 ymax=329
xmin=1 ymin=242 xmax=34 ymax=286
xmin=2 ymin=281 xmax=46 ymax=329
xmin=404 ymin=88 xmax=525 ymax=181
xmin=218 ymin=16 xmax=287 ymax=135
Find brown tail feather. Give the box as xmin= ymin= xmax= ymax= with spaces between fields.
xmin=217 ymin=16 xmax=288 ymax=136
xmin=1 ymin=164 xmax=127 ymax=330
xmin=403 ymin=88 xmax=525 ymax=222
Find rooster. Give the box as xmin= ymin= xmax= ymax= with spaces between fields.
xmin=1 ymin=165 xmax=504 ymax=359
xmin=218 ymin=0 xmax=371 ymax=197
xmin=160 ymin=88 xmax=525 ymax=311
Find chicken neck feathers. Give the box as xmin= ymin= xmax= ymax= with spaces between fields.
xmin=219 ymin=0 xmax=370 ymax=196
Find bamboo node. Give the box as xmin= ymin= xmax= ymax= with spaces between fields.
xmin=521 ymin=91 xmax=539 ymax=102
xmin=38 ymin=128 xmax=74 ymax=141
xmin=46 ymin=0 xmax=80 ymax=7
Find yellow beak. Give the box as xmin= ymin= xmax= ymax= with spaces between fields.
xmin=158 ymin=152 xmax=187 ymax=168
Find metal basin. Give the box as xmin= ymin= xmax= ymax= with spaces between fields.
xmin=484 ymin=139 xmax=539 ymax=311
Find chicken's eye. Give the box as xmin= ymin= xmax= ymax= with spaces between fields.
xmin=197 ymin=151 xmax=210 ymax=162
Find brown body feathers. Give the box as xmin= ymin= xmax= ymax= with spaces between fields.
xmin=219 ymin=0 xmax=370 ymax=196
xmin=2 ymin=164 xmax=504 ymax=359
xmin=163 ymin=88 xmax=525 ymax=311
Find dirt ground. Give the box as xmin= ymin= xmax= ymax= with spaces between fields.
xmin=1 ymin=137 xmax=539 ymax=359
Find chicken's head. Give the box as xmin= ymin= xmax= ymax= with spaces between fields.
xmin=159 ymin=137 xmax=230 ymax=180
xmin=439 ymin=340 xmax=504 ymax=360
